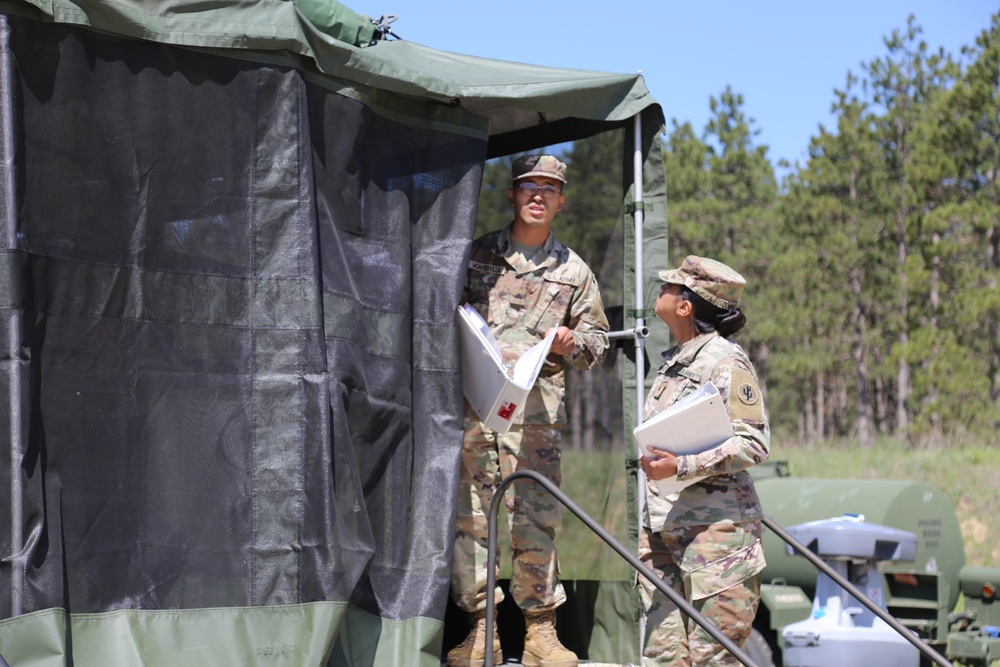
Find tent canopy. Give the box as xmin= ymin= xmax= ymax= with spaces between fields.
xmin=5 ymin=0 xmax=662 ymax=153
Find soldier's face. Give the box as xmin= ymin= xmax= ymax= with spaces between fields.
xmin=508 ymin=176 xmax=565 ymax=229
xmin=655 ymin=283 xmax=692 ymax=337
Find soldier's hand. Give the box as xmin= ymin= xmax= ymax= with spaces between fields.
xmin=548 ymin=326 xmax=576 ymax=356
xmin=640 ymin=447 xmax=678 ymax=481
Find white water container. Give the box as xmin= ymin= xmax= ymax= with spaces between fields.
xmin=781 ymin=516 xmax=920 ymax=667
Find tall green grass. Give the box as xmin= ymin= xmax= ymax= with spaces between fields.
xmin=489 ymin=448 xmax=631 ymax=581
xmin=772 ymin=435 xmax=1000 ymax=568
xmin=552 ymin=436 xmax=999 ymax=580
xmin=557 ymin=448 xmax=631 ymax=580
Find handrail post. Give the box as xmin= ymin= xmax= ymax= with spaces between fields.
xmin=484 ymin=469 xmax=758 ymax=667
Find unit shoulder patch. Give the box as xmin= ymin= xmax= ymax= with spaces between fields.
xmin=729 ymin=366 xmax=764 ymax=422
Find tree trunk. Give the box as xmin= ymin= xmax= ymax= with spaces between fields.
xmin=926 ymin=232 xmax=941 ymax=435
xmin=851 ymin=291 xmax=874 ymax=446
xmin=568 ymin=370 xmax=581 ymax=450
xmin=847 ymin=170 xmax=875 ymax=446
xmin=581 ymin=370 xmax=595 ymax=452
xmin=797 ymin=385 xmax=806 ymax=443
xmin=836 ymin=374 xmax=849 ymax=438
xmin=896 ymin=213 xmax=911 ymax=434
xmin=989 ymin=223 xmax=1000 ymax=426
xmin=893 ymin=111 xmax=912 ymax=436
xmin=816 ymin=371 xmax=826 ymax=442
xmin=756 ymin=342 xmax=770 ymax=395
xmin=874 ymin=372 xmax=889 ymax=434
xmin=805 ymin=379 xmax=817 ymax=443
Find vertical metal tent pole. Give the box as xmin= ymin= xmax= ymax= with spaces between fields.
xmin=0 ymin=15 xmax=23 ymax=617
xmin=631 ymin=111 xmax=648 ymax=656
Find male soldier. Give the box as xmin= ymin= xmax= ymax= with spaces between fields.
xmin=449 ymin=155 xmax=610 ymax=667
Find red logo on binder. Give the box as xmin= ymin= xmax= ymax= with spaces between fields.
xmin=497 ymin=401 xmax=517 ymax=420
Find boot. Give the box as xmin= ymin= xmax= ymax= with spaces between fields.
xmin=522 ymin=609 xmax=578 ymax=667
xmin=446 ymin=609 xmax=503 ymax=667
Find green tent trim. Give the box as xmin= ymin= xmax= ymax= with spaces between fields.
xmin=0 ymin=604 xmax=451 ymax=666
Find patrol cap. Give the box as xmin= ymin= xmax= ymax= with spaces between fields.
xmin=511 ymin=154 xmax=567 ymax=184
xmin=659 ymin=255 xmax=746 ymax=309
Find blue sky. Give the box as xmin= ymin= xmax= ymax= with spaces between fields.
xmin=359 ymin=1 xmax=995 ymax=171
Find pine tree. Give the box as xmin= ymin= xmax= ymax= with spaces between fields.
xmin=562 ymin=131 xmax=626 ymax=452
xmin=703 ymin=86 xmax=778 ymax=262
xmin=774 ymin=72 xmax=887 ymax=443
xmin=865 ymin=15 xmax=956 ymax=435
xmin=910 ymin=12 xmax=1000 ymax=434
xmin=475 ymin=155 xmax=517 ymax=236
xmin=663 ymin=119 xmax=711 ymax=261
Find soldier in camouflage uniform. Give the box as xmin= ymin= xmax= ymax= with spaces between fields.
xmin=448 ymin=155 xmax=610 ymax=667
xmin=637 ymin=256 xmax=770 ymax=667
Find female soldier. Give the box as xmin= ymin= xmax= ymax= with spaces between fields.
xmin=638 ymin=255 xmax=770 ymax=666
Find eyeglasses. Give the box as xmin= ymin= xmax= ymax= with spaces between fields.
xmin=514 ymin=182 xmax=562 ymax=199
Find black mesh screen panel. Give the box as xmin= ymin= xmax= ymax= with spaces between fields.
xmin=4 ymin=18 xmax=482 ymax=623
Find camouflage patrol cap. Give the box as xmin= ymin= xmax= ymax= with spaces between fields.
xmin=659 ymin=256 xmax=746 ymax=309
xmin=511 ymin=154 xmax=567 ymax=184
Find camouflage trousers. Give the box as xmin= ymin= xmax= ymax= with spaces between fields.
xmin=451 ymin=420 xmax=567 ymax=613
xmin=638 ymin=522 xmax=764 ymax=667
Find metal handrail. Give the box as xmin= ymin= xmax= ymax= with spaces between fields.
xmin=761 ymin=515 xmax=954 ymax=667
xmin=484 ymin=469 xmax=759 ymax=667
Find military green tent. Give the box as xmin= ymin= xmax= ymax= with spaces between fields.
xmin=0 ymin=1 xmax=667 ymax=664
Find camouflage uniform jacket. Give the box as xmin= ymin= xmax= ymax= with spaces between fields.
xmin=642 ymin=331 xmax=770 ymax=533
xmin=464 ymin=225 xmax=610 ymax=425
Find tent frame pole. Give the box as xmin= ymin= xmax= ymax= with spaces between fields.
xmin=631 ymin=112 xmax=646 ymax=420
xmin=631 ymin=111 xmax=648 ymax=657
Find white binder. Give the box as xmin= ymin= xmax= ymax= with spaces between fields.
xmin=457 ymin=304 xmax=554 ymax=435
xmin=633 ymin=381 xmax=734 ymax=497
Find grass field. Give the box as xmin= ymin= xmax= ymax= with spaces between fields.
xmin=552 ymin=436 xmax=1000 ymax=576
xmin=772 ymin=435 xmax=1000 ymax=568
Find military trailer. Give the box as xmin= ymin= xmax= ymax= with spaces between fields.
xmin=751 ymin=463 xmax=1000 ymax=667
